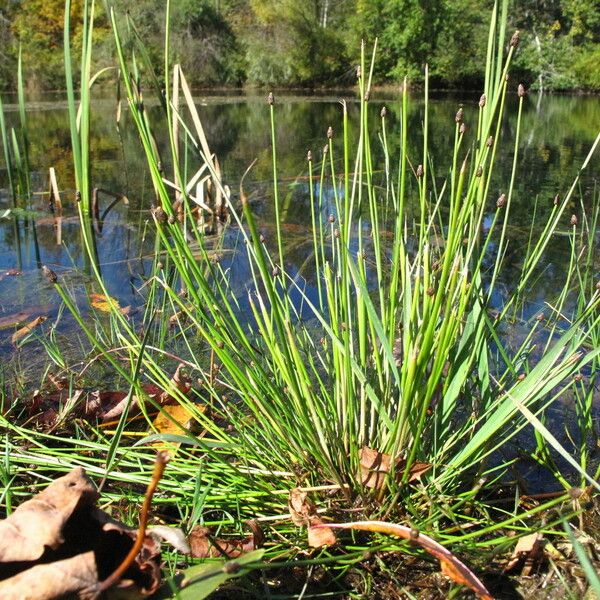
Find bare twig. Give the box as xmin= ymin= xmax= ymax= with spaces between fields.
xmin=93 ymin=451 xmax=170 ymax=595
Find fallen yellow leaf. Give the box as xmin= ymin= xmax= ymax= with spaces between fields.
xmin=151 ymin=403 xmax=203 ymax=454
xmin=89 ymin=292 xmax=128 ymax=314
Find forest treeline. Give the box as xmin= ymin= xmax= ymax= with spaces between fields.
xmin=1 ymin=0 xmax=599 ymax=92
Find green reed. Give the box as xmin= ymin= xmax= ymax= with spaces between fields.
xmin=104 ymin=0 xmax=600 ymax=507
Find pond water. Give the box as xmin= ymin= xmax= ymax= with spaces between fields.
xmin=0 ymin=91 xmax=599 ymax=377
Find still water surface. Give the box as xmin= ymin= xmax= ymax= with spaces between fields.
xmin=0 ymin=91 xmax=598 ymax=370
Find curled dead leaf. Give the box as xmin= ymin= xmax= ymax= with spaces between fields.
xmin=188 ymin=520 xmax=263 ymax=559
xmin=358 ymin=446 xmax=431 ymax=490
xmin=288 ymin=488 xmax=315 ymax=527
xmin=0 ymin=468 xmax=162 ymax=599
xmin=289 ymin=488 xmax=337 ymax=548
xmin=307 ymin=517 xmax=336 ymax=548
xmin=0 ymin=467 xmax=98 ymax=563
xmin=359 ymin=446 xmax=392 ymax=489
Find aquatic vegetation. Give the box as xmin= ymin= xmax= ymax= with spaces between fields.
xmin=0 ymin=0 xmax=599 ymax=597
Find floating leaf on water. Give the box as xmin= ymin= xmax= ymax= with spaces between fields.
xmin=11 ymin=316 xmax=47 ymax=344
xmin=89 ymin=292 xmax=121 ymax=313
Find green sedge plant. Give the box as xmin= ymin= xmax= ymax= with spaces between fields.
xmin=102 ymin=0 xmax=600 ymax=529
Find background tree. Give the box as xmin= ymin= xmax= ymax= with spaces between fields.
xmin=1 ymin=0 xmax=599 ymax=91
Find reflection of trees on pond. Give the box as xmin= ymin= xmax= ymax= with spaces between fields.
xmin=0 ymin=95 xmax=598 ymax=314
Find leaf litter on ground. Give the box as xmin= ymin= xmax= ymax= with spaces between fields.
xmin=27 ymin=363 xmax=195 ymax=429
xmin=0 ymin=467 xmax=162 ymax=599
xmin=288 ymin=488 xmax=336 ymax=548
xmin=358 ymin=446 xmax=431 ymax=490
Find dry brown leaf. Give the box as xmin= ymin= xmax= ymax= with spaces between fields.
xmin=28 ymin=368 xmax=195 ymax=429
xmin=99 ymin=377 xmax=190 ymax=422
xmin=288 ymin=488 xmax=316 ymax=526
xmin=0 ymin=551 xmax=99 ymax=600
xmin=0 ymin=467 xmax=98 ymax=563
xmin=0 ymin=468 xmax=162 ymax=599
xmin=358 ymin=446 xmax=431 ymax=489
xmin=313 ymin=521 xmax=492 ymax=600
xmin=359 ymin=446 xmax=392 ymax=489
xmin=11 ymin=316 xmax=47 ymax=344
xmin=504 ymin=532 xmax=544 ymax=575
xmin=406 ymin=461 xmax=434 ymax=482
xmin=188 ymin=520 xmax=263 ymax=559
xmin=307 ymin=517 xmax=336 ymax=548
xmin=288 ymin=489 xmax=337 ymax=548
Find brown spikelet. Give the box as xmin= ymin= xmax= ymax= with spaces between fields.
xmin=42 ymin=265 xmax=58 ymax=284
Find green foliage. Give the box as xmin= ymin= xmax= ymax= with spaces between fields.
xmin=430 ymin=0 xmax=492 ymax=86
xmin=173 ymin=0 xmax=246 ymax=84
xmin=572 ymin=43 xmax=600 ymax=88
xmin=354 ymin=0 xmax=447 ymax=81
xmin=3 ymin=0 xmax=600 ymax=90
xmin=0 ymin=2 xmax=16 ymax=91
xmin=243 ymin=0 xmax=349 ymax=85
xmin=120 ymin=0 xmax=246 ymax=85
